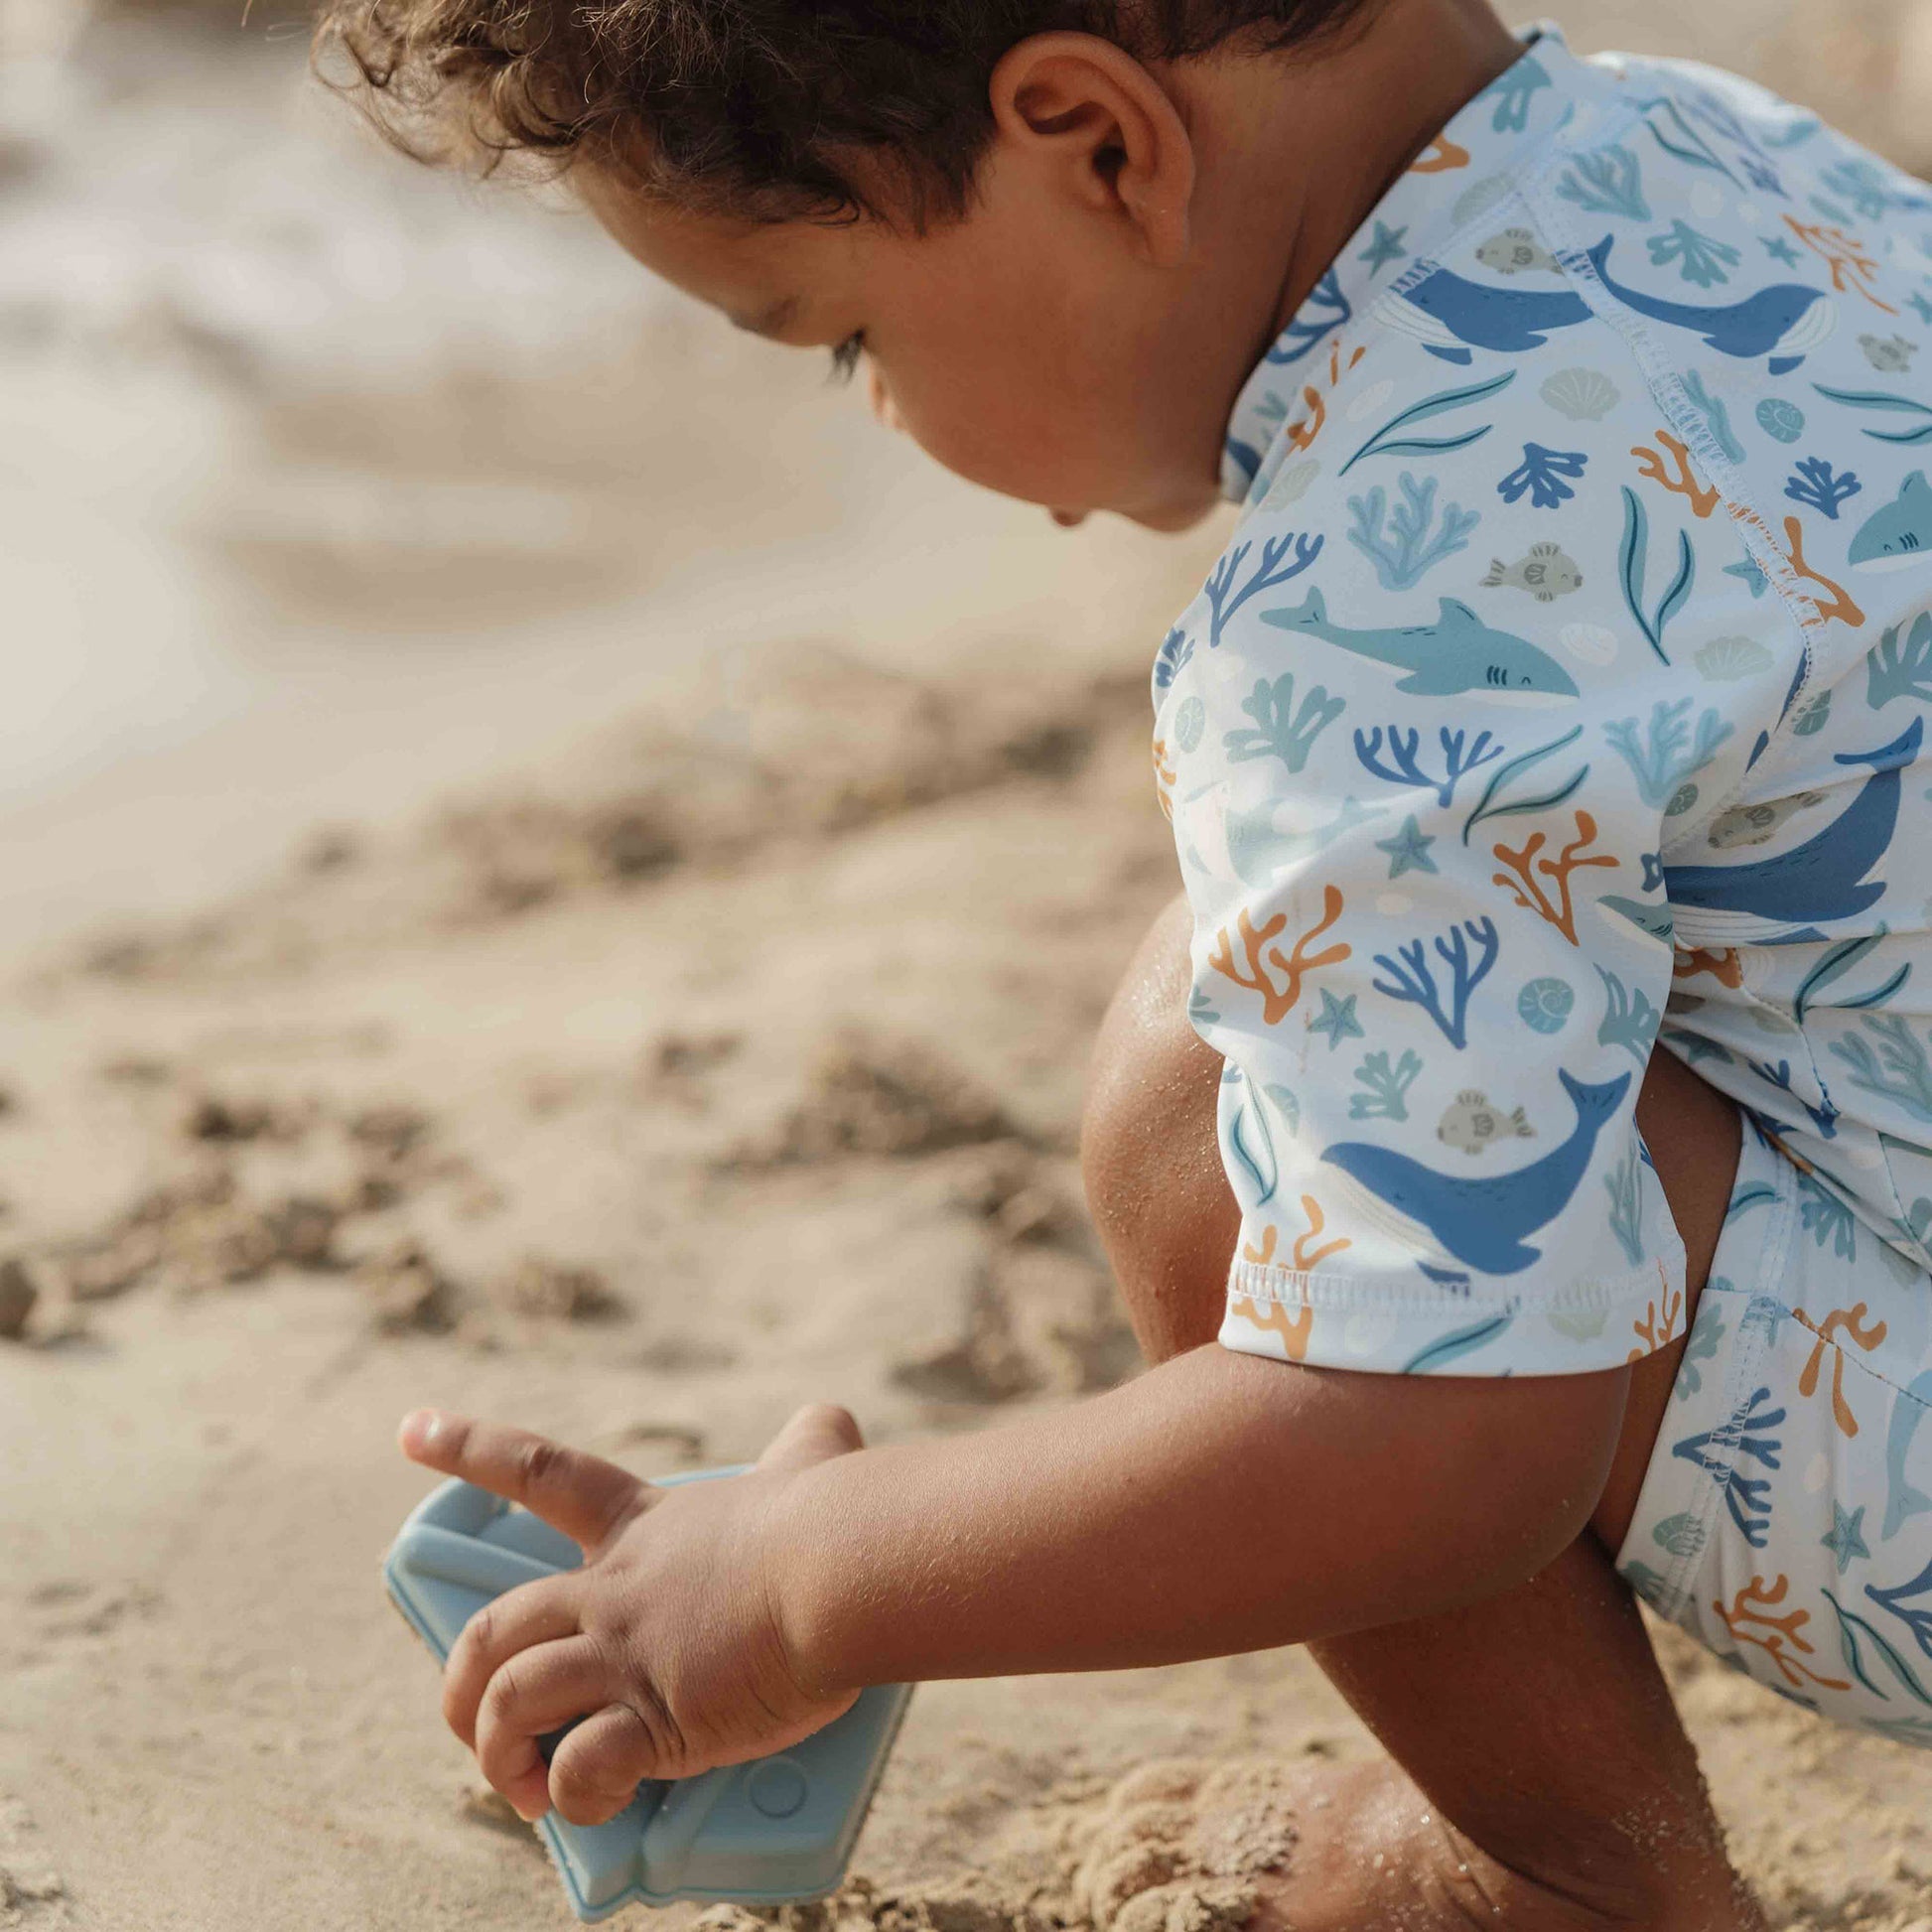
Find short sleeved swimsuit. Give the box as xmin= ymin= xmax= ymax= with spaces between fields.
xmin=1159 ymin=24 xmax=1932 ymax=1738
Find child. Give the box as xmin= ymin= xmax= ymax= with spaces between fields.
xmin=318 ymin=0 xmax=1932 ymax=1921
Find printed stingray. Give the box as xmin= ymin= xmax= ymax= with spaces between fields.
xmin=384 ymin=1472 xmax=911 ymax=1922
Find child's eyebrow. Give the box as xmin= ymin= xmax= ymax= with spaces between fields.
xmin=732 ymin=296 xmax=801 ymax=338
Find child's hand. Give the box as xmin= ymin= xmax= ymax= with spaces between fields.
xmin=396 ymin=1403 xmax=864 ymax=1826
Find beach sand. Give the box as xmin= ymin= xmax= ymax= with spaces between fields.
xmin=3 ymin=4 xmax=1932 ymax=1927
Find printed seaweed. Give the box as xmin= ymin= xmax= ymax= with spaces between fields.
xmin=1459 ymin=726 xmax=1588 ymax=844
xmin=1784 ymin=456 xmax=1863 ymax=520
xmin=1555 ymin=144 xmax=1650 ymax=219
xmin=1349 ymin=1048 xmax=1424 ymax=1123
xmin=1596 ymin=967 xmax=1661 ymax=1063
xmin=1370 ymin=918 xmax=1500 ymax=1050
xmin=1498 ymin=442 xmax=1588 ymax=509
xmin=1354 ymin=723 xmax=1505 ymax=809
xmin=1866 ymin=615 xmax=1932 ymax=710
xmin=1339 ymin=370 xmax=1515 ymax=475
xmin=1265 ymin=270 xmax=1352 ymax=367
xmin=1829 ymin=1014 xmax=1932 ymax=1123
xmin=1223 ymin=674 xmax=1346 ymax=774
xmin=1797 ymin=1171 xmax=1860 ymax=1260
xmin=1679 ymin=369 xmax=1744 ymax=463
xmin=1345 ymin=473 xmax=1481 ymax=591
xmin=1792 ymin=928 xmax=1912 ymax=1025
xmin=1204 ymin=532 xmax=1324 ymax=646
xmin=1813 ymin=382 xmax=1932 ymax=447
xmin=1823 ymin=1588 xmax=1932 ymax=1710
xmin=1619 ymin=486 xmax=1697 ymax=664
xmin=1605 ymin=1140 xmax=1645 ymax=1266
xmin=1602 ymin=698 xmax=1733 ymax=809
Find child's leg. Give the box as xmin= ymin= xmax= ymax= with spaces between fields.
xmin=1079 ymin=895 xmax=1761 ymax=1931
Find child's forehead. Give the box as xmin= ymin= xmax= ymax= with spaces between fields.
xmin=579 ymin=172 xmax=839 ymax=322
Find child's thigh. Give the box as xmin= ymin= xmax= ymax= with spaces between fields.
xmin=1616 ymin=1126 xmax=1932 ymax=1747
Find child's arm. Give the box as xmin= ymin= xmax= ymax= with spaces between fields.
xmin=401 ymin=1350 xmax=1626 ymax=1824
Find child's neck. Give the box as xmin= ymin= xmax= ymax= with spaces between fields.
xmin=1201 ymin=0 xmax=1523 ymax=375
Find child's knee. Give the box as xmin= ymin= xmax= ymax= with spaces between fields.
xmin=1081 ymin=896 xmax=1238 ymax=1359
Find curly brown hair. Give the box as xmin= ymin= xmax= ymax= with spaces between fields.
xmin=313 ymin=0 xmax=1379 ymax=224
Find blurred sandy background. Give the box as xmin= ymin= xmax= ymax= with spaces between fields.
xmin=1 ymin=3 xmax=1931 ymax=1927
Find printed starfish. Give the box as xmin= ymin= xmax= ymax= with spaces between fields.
xmin=1375 ymin=814 xmax=1439 ymax=879
xmin=1307 ymin=988 xmax=1365 ymax=1051
xmin=1725 ymin=556 xmax=1771 ymax=599
xmin=1359 ymin=221 xmax=1411 ymax=277
xmin=1761 ymin=234 xmax=1801 ymax=267
xmin=1821 ymin=1501 xmax=1870 ymax=1576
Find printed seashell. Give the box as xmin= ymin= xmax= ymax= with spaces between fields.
xmin=1262 ymin=459 xmax=1320 ymax=510
xmin=1559 ymin=621 xmax=1618 ymax=666
xmin=1653 ymin=1512 xmax=1708 ymax=1559
xmin=1756 ymin=397 xmax=1805 ymax=444
xmin=1666 ymin=782 xmax=1700 ymax=817
xmin=1694 ymin=633 xmax=1775 ymax=681
xmin=1517 ymin=977 xmax=1575 ymax=1035
xmin=1548 ymin=1305 xmax=1609 ymax=1341
xmin=1345 ymin=378 xmax=1396 ymax=423
xmin=1540 ymin=366 xmax=1621 ymax=422
xmin=1451 ymin=175 xmax=1514 ymax=226
xmin=1792 ymin=688 xmax=1834 ymax=738
xmin=1173 ymin=695 xmax=1206 ymax=755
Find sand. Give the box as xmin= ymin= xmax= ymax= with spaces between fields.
xmin=4 ymin=3 xmax=1932 ymax=1927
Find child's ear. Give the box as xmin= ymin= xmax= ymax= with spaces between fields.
xmin=986 ymin=33 xmax=1195 ymax=267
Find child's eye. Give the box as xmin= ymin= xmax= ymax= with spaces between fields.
xmin=827 ymin=332 xmax=866 ymax=384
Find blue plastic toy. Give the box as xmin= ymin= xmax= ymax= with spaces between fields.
xmin=383 ymin=1470 xmax=911 ymax=1922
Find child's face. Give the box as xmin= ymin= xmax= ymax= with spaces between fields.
xmin=581 ymin=152 xmax=1256 ymax=534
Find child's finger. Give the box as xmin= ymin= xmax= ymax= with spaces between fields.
xmin=443 ymin=1573 xmax=583 ymax=1747
xmin=546 ymin=1704 xmax=670 ymax=1827
xmin=474 ymin=1636 xmax=614 ymax=1819
xmin=755 ymin=1401 xmax=865 ymax=1472
xmin=399 ymin=1410 xmax=645 ymax=1549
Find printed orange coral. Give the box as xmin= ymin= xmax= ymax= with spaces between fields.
xmin=1228 ymin=1294 xmax=1315 ymax=1362
xmin=1782 ymin=216 xmax=1897 ymax=315
xmin=1793 ymin=1303 xmax=1890 ymax=1438
xmin=1714 ymin=1575 xmax=1852 ymax=1693
xmin=1208 ymin=887 xmax=1350 ymax=1026
xmin=1632 ymin=429 xmax=1720 ymax=518
xmin=1490 ymin=811 xmax=1617 ymax=946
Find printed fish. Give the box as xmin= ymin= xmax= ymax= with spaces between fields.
xmin=1883 ymin=1367 xmax=1932 ymax=1541
xmin=1475 ymin=227 xmax=1562 ymax=276
xmin=1262 ymin=588 xmax=1581 ymax=700
xmin=1481 ymin=542 xmax=1584 ymax=603
xmin=1849 ymin=471 xmax=1932 ymax=572
xmin=1860 ymin=334 xmax=1919 ymax=374
xmin=1705 ymin=792 xmax=1827 ymax=850
xmin=1321 ymin=1068 xmax=1632 ymax=1276
xmin=1664 ymin=718 xmax=1923 ymax=934
xmin=1437 ymin=1090 xmax=1536 ymax=1156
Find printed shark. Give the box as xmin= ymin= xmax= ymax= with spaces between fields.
xmin=1663 ymin=717 xmax=1923 ymax=934
xmin=1262 ymin=588 xmax=1581 ymax=701
xmin=1321 ymin=1068 xmax=1633 ymax=1277
xmin=1849 ymin=471 xmax=1932 ymax=572
xmin=1883 ymin=1367 xmax=1932 ymax=1541
xmin=1578 ymin=235 xmax=1838 ymax=369
xmin=1373 ymin=235 xmax=1834 ymax=370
